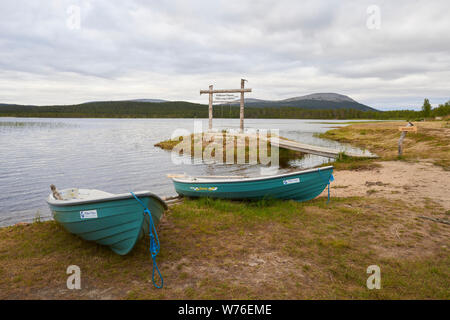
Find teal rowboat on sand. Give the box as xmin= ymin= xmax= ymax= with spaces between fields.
xmin=170 ymin=166 xmax=334 ymax=202
xmin=47 ymin=189 xmax=167 ymax=256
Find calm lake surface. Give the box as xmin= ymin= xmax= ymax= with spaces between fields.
xmin=0 ymin=117 xmax=374 ymax=226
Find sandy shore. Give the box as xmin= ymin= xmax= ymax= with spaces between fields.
xmin=322 ymin=160 xmax=450 ymax=211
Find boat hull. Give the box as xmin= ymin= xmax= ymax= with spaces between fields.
xmin=172 ymin=166 xmax=334 ymax=202
xmin=47 ymin=192 xmax=166 ymax=255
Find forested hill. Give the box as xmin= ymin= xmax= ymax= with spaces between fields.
xmin=0 ymin=100 xmax=378 ymax=118
xmin=0 ymin=99 xmax=449 ymax=120
xmin=0 ymin=92 xmax=377 ymax=117
xmin=0 ymin=101 xmax=208 ymax=118
xmin=1 ymin=100 xmax=372 ymax=119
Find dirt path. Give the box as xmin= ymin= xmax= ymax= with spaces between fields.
xmin=322 ymin=161 xmax=450 ymax=211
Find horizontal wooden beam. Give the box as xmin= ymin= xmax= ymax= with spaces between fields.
xmin=200 ymin=88 xmax=252 ymax=94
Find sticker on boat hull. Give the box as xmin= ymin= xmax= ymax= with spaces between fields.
xmin=190 ymin=186 xmax=218 ymax=191
xmin=283 ymin=178 xmax=300 ymax=185
xmin=80 ymin=210 xmax=98 ymax=219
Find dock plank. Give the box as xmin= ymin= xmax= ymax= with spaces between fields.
xmin=205 ymin=132 xmax=377 ymax=159
xmin=269 ymin=137 xmax=377 ymax=159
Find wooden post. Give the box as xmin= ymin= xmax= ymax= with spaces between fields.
xmin=208 ymin=85 xmax=213 ymax=131
xmin=398 ymin=122 xmax=414 ymax=157
xmin=240 ymin=79 xmax=245 ymax=132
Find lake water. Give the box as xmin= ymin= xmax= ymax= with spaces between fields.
xmin=0 ymin=117 xmax=373 ymax=226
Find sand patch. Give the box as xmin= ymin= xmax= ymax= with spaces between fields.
xmin=323 ymin=161 xmax=450 ymax=210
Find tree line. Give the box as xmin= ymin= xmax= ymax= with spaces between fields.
xmin=0 ymin=99 xmax=448 ymax=120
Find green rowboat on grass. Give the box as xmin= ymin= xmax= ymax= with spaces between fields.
xmin=169 ymin=166 xmax=334 ymax=202
xmin=47 ymin=189 xmax=167 ymax=255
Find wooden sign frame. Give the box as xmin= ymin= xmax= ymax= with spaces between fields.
xmin=200 ymin=79 xmax=252 ymax=132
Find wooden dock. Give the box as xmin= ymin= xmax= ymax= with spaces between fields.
xmin=269 ymin=137 xmax=377 ymax=159
xmin=206 ymin=132 xmax=377 ymax=159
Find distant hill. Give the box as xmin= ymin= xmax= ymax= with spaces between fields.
xmin=225 ymin=93 xmax=377 ymax=112
xmin=0 ymin=93 xmax=383 ymax=119
xmin=283 ymin=93 xmax=358 ymax=103
xmin=131 ymin=99 xmax=167 ymax=103
xmin=1 ymin=95 xmax=447 ymax=120
xmin=0 ymin=101 xmax=209 ymax=118
xmin=81 ymin=98 xmax=167 ymax=104
xmin=0 ymin=93 xmax=376 ymax=111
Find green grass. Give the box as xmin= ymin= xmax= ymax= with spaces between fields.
xmin=318 ymin=152 xmax=381 ymax=171
xmin=311 ymin=121 xmax=398 ymax=125
xmin=319 ymin=121 xmax=450 ymax=170
xmin=1 ymin=196 xmax=448 ymax=299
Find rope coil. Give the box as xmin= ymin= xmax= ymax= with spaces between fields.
xmin=131 ymin=192 xmax=164 ymax=289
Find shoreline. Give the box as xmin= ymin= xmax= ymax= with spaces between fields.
xmin=2 ymin=120 xmax=449 ymax=299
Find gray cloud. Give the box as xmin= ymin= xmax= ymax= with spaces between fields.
xmin=0 ymin=0 xmax=449 ymax=109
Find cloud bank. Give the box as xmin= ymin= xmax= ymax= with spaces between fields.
xmin=0 ymin=0 xmax=449 ymax=110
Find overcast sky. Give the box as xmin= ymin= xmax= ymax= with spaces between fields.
xmin=0 ymin=1 xmax=449 ymax=110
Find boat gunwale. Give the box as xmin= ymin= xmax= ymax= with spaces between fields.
xmin=47 ymin=190 xmax=168 ymax=209
xmin=172 ymin=165 xmax=333 ymax=184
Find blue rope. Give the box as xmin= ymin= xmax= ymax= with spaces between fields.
xmin=131 ymin=192 xmax=164 ymax=289
xmin=317 ymin=168 xmax=334 ymax=204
